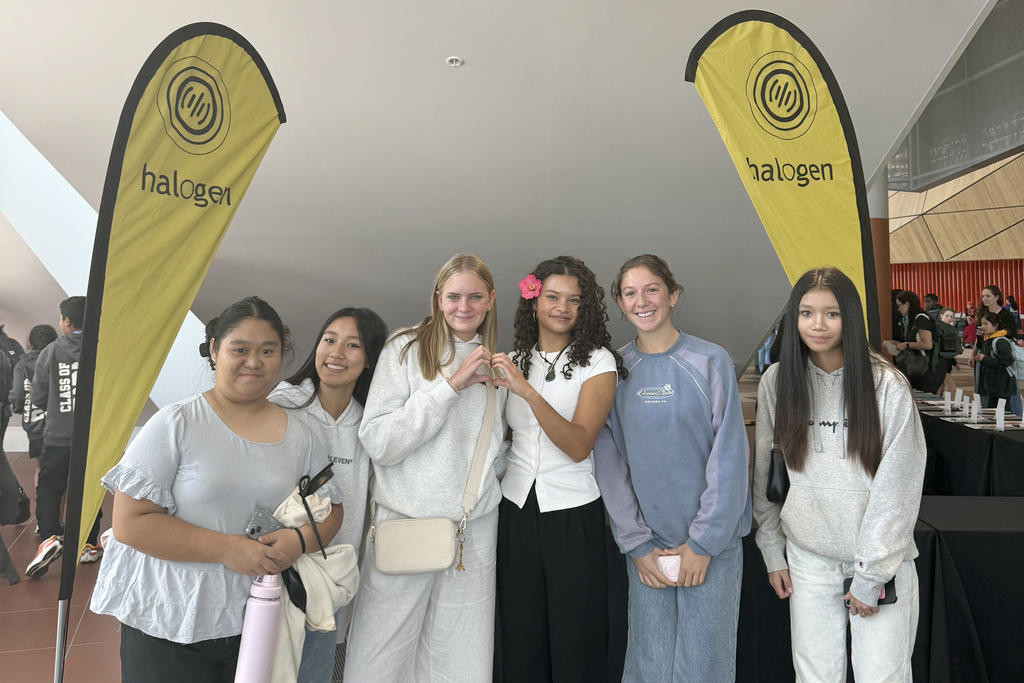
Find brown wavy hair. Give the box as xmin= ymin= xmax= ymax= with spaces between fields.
xmin=511 ymin=256 xmax=626 ymax=380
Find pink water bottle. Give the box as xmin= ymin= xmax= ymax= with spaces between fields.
xmin=233 ymin=574 xmax=281 ymax=683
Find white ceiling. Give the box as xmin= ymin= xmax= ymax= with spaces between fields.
xmin=0 ymin=1 xmax=994 ymax=371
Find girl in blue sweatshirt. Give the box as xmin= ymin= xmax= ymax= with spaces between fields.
xmin=594 ymin=254 xmax=751 ymax=683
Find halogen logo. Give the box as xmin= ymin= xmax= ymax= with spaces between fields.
xmin=157 ymin=57 xmax=231 ymax=154
xmin=746 ymin=52 xmax=816 ymax=140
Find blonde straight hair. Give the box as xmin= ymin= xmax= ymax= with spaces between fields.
xmin=396 ymin=253 xmax=499 ymax=380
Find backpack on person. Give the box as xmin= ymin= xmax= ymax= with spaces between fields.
xmin=931 ymin=320 xmax=963 ymax=369
xmin=993 ymin=336 xmax=1024 ymax=380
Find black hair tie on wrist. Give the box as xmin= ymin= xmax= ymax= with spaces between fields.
xmin=293 ymin=527 xmax=306 ymax=554
xmin=298 ymin=464 xmax=334 ymax=560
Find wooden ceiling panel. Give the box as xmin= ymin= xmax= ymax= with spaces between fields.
xmin=924 ymin=207 xmax=1024 ymax=259
xmin=951 ymin=221 xmax=1024 ymax=261
xmin=890 ymin=217 xmax=943 ymax=263
xmin=933 ymin=154 xmax=1024 ymax=213
xmin=889 ymin=191 xmax=928 ymax=231
xmin=888 ymin=153 xmax=1024 ymax=231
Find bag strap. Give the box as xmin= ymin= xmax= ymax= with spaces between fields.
xmin=460 ymin=382 xmax=496 ymax=520
xmin=993 ymin=336 xmax=1017 ymax=378
xmin=370 ymin=380 xmax=496 ymax=533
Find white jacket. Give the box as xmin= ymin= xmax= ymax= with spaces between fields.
xmin=270 ymin=489 xmax=359 ymax=683
xmin=270 ymin=378 xmax=371 ymax=640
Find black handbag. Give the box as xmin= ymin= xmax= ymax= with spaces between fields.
xmin=895 ymin=347 xmax=929 ymax=381
xmin=0 ymin=452 xmax=30 ymax=526
xmin=766 ymin=445 xmax=790 ymax=504
xmin=766 ymin=406 xmax=790 ymax=504
xmin=895 ymin=314 xmax=931 ymax=381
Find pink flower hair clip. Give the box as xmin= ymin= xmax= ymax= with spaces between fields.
xmin=518 ymin=274 xmax=542 ymax=300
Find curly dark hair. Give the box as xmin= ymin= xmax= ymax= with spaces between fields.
xmin=512 ymin=256 xmax=626 ymax=380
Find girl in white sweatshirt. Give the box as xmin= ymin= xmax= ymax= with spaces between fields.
xmin=344 ymin=253 xmax=508 ymax=683
xmin=270 ymin=306 xmax=387 ymax=683
xmin=752 ymin=267 xmax=926 ymax=683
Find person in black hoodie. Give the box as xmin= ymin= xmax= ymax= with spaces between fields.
xmin=9 ymin=325 xmax=59 ymax=471
xmin=25 ymin=297 xmax=103 ymax=577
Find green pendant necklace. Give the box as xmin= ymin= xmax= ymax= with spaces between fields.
xmin=539 ymin=346 xmax=568 ymax=382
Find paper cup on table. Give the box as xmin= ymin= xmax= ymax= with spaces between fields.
xmin=954 ymin=388 xmax=963 ymax=408
xmin=944 ymin=391 xmax=952 ymax=415
xmin=997 ymin=398 xmax=1007 ymax=431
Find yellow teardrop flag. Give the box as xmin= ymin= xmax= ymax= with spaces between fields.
xmin=61 ymin=23 xmax=284 ymax=598
xmin=686 ymin=10 xmax=879 ymax=341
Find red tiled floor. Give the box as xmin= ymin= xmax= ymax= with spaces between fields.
xmin=0 ymin=604 xmax=87 ymax=654
xmin=1 ymin=447 xmax=118 ymax=683
xmin=0 ymin=647 xmax=59 ymax=683
xmin=63 ymin=641 xmax=122 ymax=682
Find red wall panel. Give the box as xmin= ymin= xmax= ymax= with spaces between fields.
xmin=891 ymin=260 xmax=1024 ymax=312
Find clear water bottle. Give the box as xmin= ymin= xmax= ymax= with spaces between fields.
xmin=233 ymin=574 xmax=281 ymax=683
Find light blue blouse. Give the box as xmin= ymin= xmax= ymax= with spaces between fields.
xmin=89 ymin=394 xmax=342 ymax=644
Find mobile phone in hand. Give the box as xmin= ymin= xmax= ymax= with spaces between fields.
xmin=245 ymin=507 xmax=285 ymax=540
xmin=843 ymin=576 xmax=897 ymax=606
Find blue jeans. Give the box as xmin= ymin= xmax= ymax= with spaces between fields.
xmin=622 ymin=537 xmax=742 ymax=683
xmin=296 ymin=611 xmax=341 ymax=683
xmin=1010 ymin=390 xmax=1023 ymax=417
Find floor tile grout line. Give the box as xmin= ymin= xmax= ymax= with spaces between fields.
xmin=0 ymin=645 xmax=57 ymax=655
xmin=0 ymin=640 xmax=121 ymax=656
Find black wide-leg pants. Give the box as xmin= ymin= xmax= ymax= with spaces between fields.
xmin=496 ymin=485 xmax=617 ymax=683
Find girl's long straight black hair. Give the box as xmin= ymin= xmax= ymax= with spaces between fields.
xmin=776 ymin=267 xmax=883 ymax=476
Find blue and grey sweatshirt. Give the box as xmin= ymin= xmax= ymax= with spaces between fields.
xmin=594 ymin=333 xmax=752 ymax=558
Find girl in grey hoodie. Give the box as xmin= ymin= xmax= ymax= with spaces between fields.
xmin=270 ymin=307 xmax=387 ymax=683
xmin=344 ymin=254 xmax=508 ymax=683
xmin=753 ymin=267 xmax=926 ymax=683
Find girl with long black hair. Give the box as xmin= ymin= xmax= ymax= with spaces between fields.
xmin=270 ymin=307 xmax=387 ymax=682
xmin=753 ymin=267 xmax=926 ymax=682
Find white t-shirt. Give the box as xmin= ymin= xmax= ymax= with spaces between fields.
xmin=502 ymin=346 xmax=616 ymax=512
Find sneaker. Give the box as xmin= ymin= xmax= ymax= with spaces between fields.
xmin=80 ymin=543 xmax=103 ymax=564
xmin=26 ymin=535 xmax=63 ymax=578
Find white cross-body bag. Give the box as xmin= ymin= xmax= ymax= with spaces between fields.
xmin=370 ymin=382 xmax=496 ymax=575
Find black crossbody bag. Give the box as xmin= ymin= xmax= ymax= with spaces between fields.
xmin=766 ymin=404 xmax=790 ymax=504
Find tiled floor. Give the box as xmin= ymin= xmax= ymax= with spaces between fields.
xmin=0 ymin=351 xmax=980 ymax=682
xmin=0 ymin=448 xmax=120 ymax=683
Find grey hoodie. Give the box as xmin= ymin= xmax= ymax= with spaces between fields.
xmin=32 ymin=332 xmax=82 ymax=447
xmin=752 ymin=359 xmax=926 ymax=607
xmin=10 ymin=350 xmax=45 ymax=440
xmin=269 ymin=378 xmax=368 ymax=640
xmin=358 ymin=333 xmax=508 ymax=522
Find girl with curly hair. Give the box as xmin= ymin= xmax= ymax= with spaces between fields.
xmin=490 ymin=255 xmax=626 ymax=683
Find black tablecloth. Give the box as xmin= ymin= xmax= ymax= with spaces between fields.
xmin=740 ymin=497 xmax=1024 ymax=682
xmin=913 ymin=496 xmax=1024 ymax=683
xmin=920 ymin=412 xmax=1024 ymax=496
